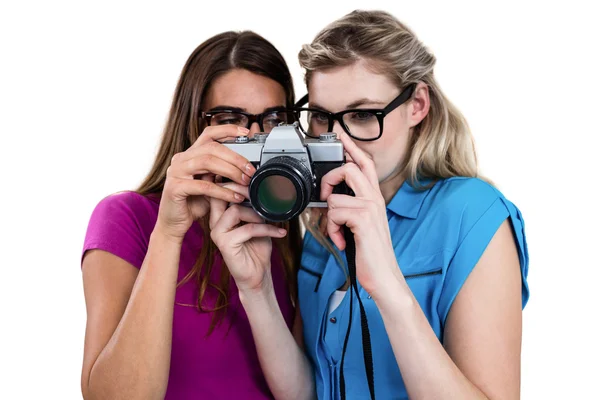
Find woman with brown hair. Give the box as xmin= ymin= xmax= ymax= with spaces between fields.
xmin=80 ymin=31 xmax=302 ymax=399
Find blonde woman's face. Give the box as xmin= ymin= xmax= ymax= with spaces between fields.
xmin=308 ymin=61 xmax=416 ymax=194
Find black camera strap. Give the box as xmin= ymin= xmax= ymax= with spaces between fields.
xmin=339 ymin=225 xmax=375 ymax=400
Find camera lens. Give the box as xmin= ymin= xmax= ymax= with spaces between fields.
xmin=257 ymin=176 xmax=297 ymax=215
xmin=249 ymin=156 xmax=312 ymax=222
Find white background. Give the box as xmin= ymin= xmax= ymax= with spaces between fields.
xmin=1 ymin=0 xmax=598 ymax=398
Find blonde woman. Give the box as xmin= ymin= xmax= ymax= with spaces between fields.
xmin=295 ymin=10 xmax=529 ymax=400
xmin=209 ymin=10 xmax=529 ymax=400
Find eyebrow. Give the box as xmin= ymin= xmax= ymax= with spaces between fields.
xmin=310 ymin=98 xmax=386 ymax=112
xmin=208 ymin=105 xmax=287 ymax=113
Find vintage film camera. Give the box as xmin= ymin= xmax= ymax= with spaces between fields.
xmin=222 ymin=122 xmax=347 ymax=222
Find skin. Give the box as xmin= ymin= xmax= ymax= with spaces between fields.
xmin=80 ymin=69 xmax=307 ymax=399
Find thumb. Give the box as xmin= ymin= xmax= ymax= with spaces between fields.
xmin=209 ymin=196 xmax=228 ymax=230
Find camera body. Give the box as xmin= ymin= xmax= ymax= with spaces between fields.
xmin=222 ymin=122 xmax=347 ymax=222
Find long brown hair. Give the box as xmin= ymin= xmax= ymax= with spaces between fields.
xmin=137 ymin=31 xmax=301 ymax=333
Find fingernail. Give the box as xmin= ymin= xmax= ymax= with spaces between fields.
xmin=242 ymin=173 xmax=250 ymax=183
xmin=238 ymin=127 xmax=249 ymax=135
xmin=278 ymin=228 xmax=287 ymax=235
xmin=234 ymin=193 xmax=243 ymax=201
xmin=245 ymin=163 xmax=256 ymax=175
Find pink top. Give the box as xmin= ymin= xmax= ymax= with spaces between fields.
xmin=82 ymin=191 xmax=295 ymax=399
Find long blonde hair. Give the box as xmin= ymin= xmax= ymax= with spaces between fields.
xmin=298 ymin=10 xmax=482 ymax=260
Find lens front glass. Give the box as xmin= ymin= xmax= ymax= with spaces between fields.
xmin=257 ymin=175 xmax=297 ymax=215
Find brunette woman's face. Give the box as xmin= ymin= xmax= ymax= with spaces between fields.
xmin=204 ymin=69 xmax=288 ymax=137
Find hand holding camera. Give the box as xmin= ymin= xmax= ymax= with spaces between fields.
xmin=208 ymin=195 xmax=287 ymax=294
xmin=155 ymin=125 xmax=254 ymax=242
xmin=322 ymin=132 xmax=400 ymax=298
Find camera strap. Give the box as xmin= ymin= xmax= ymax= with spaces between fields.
xmin=340 ymin=225 xmax=375 ymax=400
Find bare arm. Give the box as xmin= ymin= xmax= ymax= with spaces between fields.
xmin=443 ymin=219 xmax=523 ymax=398
xmin=81 ymin=230 xmax=181 ymax=400
xmin=208 ymin=200 xmax=315 ymax=400
xmin=240 ymin=281 xmax=316 ymax=400
xmin=374 ymin=220 xmax=523 ymax=399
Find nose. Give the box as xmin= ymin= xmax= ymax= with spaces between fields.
xmin=331 ymin=120 xmax=345 ymax=137
xmin=248 ymin=122 xmax=261 ymax=137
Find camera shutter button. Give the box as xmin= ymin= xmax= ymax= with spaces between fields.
xmin=235 ymin=136 xmax=249 ymax=143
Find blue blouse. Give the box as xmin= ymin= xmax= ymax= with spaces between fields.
xmin=298 ymin=177 xmax=529 ymax=399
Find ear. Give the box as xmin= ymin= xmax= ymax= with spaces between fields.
xmin=408 ymin=82 xmax=430 ymax=128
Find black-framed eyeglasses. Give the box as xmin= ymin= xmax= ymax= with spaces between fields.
xmin=201 ymin=108 xmax=296 ymax=133
xmin=293 ymin=83 xmax=416 ymax=141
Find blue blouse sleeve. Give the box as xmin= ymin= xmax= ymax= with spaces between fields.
xmin=437 ymin=191 xmax=530 ymax=325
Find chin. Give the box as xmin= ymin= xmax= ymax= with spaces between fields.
xmin=379 ymin=166 xmax=404 ymax=185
